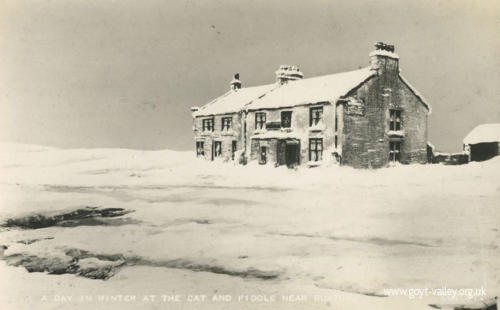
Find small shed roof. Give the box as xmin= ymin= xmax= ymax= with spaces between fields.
xmin=463 ymin=123 xmax=500 ymax=145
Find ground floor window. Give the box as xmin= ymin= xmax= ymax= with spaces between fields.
xmin=232 ymin=141 xmax=237 ymax=160
xmin=260 ymin=146 xmax=267 ymax=164
xmin=309 ymin=138 xmax=323 ymax=161
xmin=196 ymin=141 xmax=204 ymax=156
xmin=389 ymin=141 xmax=401 ymax=162
xmin=214 ymin=141 xmax=222 ymax=158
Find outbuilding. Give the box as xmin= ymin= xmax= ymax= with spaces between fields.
xmin=463 ymin=123 xmax=500 ymax=162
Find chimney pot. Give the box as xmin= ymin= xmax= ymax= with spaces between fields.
xmin=369 ymin=42 xmax=399 ymax=75
xmin=275 ymin=64 xmax=304 ymax=85
xmin=230 ymin=73 xmax=242 ymax=90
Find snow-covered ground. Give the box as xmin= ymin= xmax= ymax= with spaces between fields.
xmin=0 ymin=142 xmax=498 ymax=309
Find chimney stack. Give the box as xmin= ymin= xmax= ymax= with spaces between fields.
xmin=275 ymin=65 xmax=304 ymax=85
xmin=369 ymin=42 xmax=399 ymax=75
xmin=230 ymin=73 xmax=242 ymax=90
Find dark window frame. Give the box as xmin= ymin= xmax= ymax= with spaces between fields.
xmin=255 ymin=112 xmax=266 ymax=130
xmin=214 ymin=141 xmax=222 ymax=157
xmin=389 ymin=141 xmax=401 ymax=162
xmin=281 ymin=111 xmax=292 ymax=128
xmin=196 ymin=141 xmax=204 ymax=157
xmin=389 ymin=110 xmax=402 ymax=131
xmin=221 ymin=117 xmax=232 ymax=131
xmin=309 ymin=107 xmax=323 ymax=126
xmin=309 ymin=138 xmax=323 ymax=162
xmin=202 ymin=118 xmax=214 ymax=132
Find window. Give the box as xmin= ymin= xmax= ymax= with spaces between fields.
xmin=255 ymin=113 xmax=266 ymax=130
xmin=196 ymin=141 xmax=204 ymax=157
xmin=281 ymin=111 xmax=292 ymax=128
xmin=214 ymin=141 xmax=222 ymax=157
xmin=221 ymin=117 xmax=232 ymax=131
xmin=389 ymin=141 xmax=401 ymax=162
xmin=310 ymin=107 xmax=323 ymax=126
xmin=389 ymin=110 xmax=402 ymax=131
xmin=260 ymin=146 xmax=267 ymax=164
xmin=232 ymin=141 xmax=237 ymax=160
xmin=309 ymin=138 xmax=323 ymax=162
xmin=202 ymin=118 xmax=214 ymax=132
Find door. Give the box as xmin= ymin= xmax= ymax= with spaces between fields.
xmin=285 ymin=143 xmax=300 ymax=167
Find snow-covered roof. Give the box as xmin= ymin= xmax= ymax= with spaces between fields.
xmin=247 ymin=67 xmax=375 ymax=111
xmin=193 ymin=84 xmax=276 ymax=117
xmin=194 ymin=66 xmax=431 ymax=116
xmin=463 ymin=123 xmax=500 ymax=145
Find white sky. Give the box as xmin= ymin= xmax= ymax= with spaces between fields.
xmin=0 ymin=0 xmax=499 ymax=152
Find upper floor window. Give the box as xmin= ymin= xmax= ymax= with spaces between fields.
xmin=202 ymin=118 xmax=214 ymax=132
xmin=310 ymin=107 xmax=323 ymax=126
xmin=221 ymin=117 xmax=232 ymax=131
xmin=255 ymin=113 xmax=266 ymax=130
xmin=309 ymin=138 xmax=323 ymax=162
xmin=389 ymin=110 xmax=402 ymax=131
xmin=281 ymin=111 xmax=292 ymax=128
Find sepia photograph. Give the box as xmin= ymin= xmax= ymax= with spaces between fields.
xmin=0 ymin=0 xmax=499 ymax=309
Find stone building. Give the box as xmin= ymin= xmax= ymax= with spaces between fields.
xmin=191 ymin=42 xmax=431 ymax=168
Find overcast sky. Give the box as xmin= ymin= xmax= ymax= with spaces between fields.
xmin=0 ymin=0 xmax=499 ymax=152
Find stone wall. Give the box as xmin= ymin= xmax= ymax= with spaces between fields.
xmin=340 ymin=70 xmax=428 ymax=168
xmin=193 ymin=112 xmax=243 ymax=161
xmin=246 ymin=103 xmax=336 ymax=165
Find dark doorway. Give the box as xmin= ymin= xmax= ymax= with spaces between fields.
xmin=231 ymin=141 xmax=237 ymax=160
xmin=470 ymin=142 xmax=499 ymax=162
xmin=260 ymin=146 xmax=267 ymax=164
xmin=285 ymin=143 xmax=300 ymax=167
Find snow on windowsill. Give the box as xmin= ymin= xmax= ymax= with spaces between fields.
xmin=309 ymin=122 xmax=325 ymax=132
xmin=387 ymin=130 xmax=405 ymax=137
xmin=253 ymin=128 xmax=267 ymax=135
xmin=221 ymin=130 xmax=236 ymax=136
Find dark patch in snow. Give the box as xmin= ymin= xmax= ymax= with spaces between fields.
xmin=126 ymin=256 xmax=281 ymax=280
xmin=271 ymin=232 xmax=433 ymax=247
xmin=314 ymin=282 xmax=387 ymax=298
xmin=2 ymin=207 xmax=135 ymax=229
xmin=192 ymin=219 xmax=211 ymax=225
xmin=2 ymin=247 xmax=281 ymax=281
xmin=43 ymin=184 xmax=290 ymax=194
xmin=17 ymin=237 xmax=54 ymax=245
xmin=201 ymin=197 xmax=258 ymax=206
xmin=4 ymin=248 xmax=125 ymax=280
